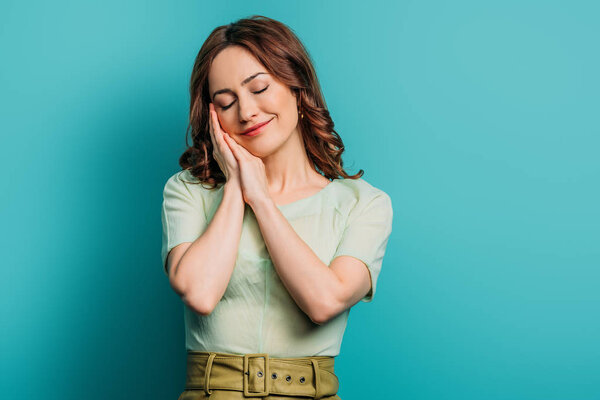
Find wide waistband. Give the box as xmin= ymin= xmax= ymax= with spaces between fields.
xmin=185 ymin=351 xmax=339 ymax=399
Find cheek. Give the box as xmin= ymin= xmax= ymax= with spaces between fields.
xmin=272 ymin=98 xmax=298 ymax=124
xmin=217 ymin=113 xmax=236 ymax=133
xmin=265 ymin=87 xmax=295 ymax=112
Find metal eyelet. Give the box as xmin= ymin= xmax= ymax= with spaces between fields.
xmin=286 ymin=375 xmax=292 ymax=382
xmin=257 ymin=371 xmax=263 ymax=378
xmin=299 ymin=376 xmax=306 ymax=383
xmin=271 ymin=372 xmax=278 ymax=379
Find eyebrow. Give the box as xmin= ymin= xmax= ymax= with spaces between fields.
xmin=211 ymin=72 xmax=268 ymax=101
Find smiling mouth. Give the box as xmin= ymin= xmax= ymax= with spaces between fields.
xmin=242 ymin=118 xmax=273 ymax=136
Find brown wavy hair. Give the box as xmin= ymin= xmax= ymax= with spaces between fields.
xmin=179 ymin=15 xmax=364 ymax=188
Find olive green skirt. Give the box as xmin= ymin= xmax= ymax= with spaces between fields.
xmin=177 ymin=351 xmax=342 ymax=399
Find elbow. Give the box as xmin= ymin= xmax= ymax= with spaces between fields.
xmin=182 ymin=290 xmax=217 ymax=316
xmin=169 ymin=274 xmax=214 ymax=316
xmin=309 ymin=278 xmax=349 ymax=325
xmin=309 ymin=308 xmax=333 ymax=325
xmin=308 ymin=298 xmax=342 ymax=325
xmin=169 ymin=270 xmax=218 ymax=316
xmin=309 ymin=313 xmax=327 ymax=326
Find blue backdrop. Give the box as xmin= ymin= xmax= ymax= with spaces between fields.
xmin=1 ymin=1 xmax=598 ymax=399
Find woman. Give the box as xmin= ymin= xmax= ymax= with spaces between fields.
xmin=161 ymin=15 xmax=393 ymax=400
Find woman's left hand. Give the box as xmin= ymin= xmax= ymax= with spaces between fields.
xmin=222 ymin=133 xmax=271 ymax=207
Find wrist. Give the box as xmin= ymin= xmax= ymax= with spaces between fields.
xmin=223 ymin=179 xmax=243 ymax=200
xmin=248 ymin=194 xmax=276 ymax=214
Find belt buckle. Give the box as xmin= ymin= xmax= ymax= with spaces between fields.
xmin=243 ymin=353 xmax=270 ymax=397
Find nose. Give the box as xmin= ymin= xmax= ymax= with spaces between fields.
xmin=237 ymin=94 xmax=259 ymax=123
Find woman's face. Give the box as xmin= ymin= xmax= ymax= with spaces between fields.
xmin=207 ymin=45 xmax=300 ymax=158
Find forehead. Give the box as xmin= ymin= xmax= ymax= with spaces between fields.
xmin=208 ymin=46 xmax=267 ymax=90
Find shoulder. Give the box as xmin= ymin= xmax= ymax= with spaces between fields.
xmin=162 ymin=169 xmax=223 ymax=205
xmin=332 ymin=177 xmax=392 ymax=207
xmin=330 ymin=177 xmax=393 ymax=218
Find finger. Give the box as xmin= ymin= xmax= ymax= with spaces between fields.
xmin=222 ymin=132 xmax=241 ymax=161
xmin=208 ymin=105 xmax=230 ymax=172
xmin=209 ymin=105 xmax=229 ymax=159
xmin=210 ymin=107 xmax=240 ymax=173
xmin=208 ymin=104 xmax=218 ymax=151
xmin=225 ymin=133 xmax=254 ymax=161
xmin=210 ymin=105 xmax=230 ymax=151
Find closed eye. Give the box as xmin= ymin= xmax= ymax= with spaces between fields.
xmin=221 ymin=85 xmax=269 ymax=110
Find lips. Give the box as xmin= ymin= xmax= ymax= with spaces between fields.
xmin=241 ymin=118 xmax=273 ymax=135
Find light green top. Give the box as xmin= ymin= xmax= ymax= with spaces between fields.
xmin=160 ymin=169 xmax=393 ymax=357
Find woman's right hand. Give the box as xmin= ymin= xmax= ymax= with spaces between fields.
xmin=208 ymin=102 xmax=240 ymax=184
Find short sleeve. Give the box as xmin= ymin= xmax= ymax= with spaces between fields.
xmin=332 ymin=191 xmax=393 ymax=302
xmin=160 ymin=172 xmax=208 ymax=277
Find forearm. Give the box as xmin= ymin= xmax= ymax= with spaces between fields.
xmin=250 ymin=197 xmax=343 ymax=323
xmin=173 ymin=182 xmax=245 ymax=312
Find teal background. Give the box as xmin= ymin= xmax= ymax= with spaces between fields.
xmin=1 ymin=1 xmax=598 ymax=399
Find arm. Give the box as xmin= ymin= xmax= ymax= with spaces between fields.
xmin=250 ymin=197 xmax=372 ymax=325
xmin=169 ymin=181 xmax=245 ymax=315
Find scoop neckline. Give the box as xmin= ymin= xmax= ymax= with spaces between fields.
xmin=275 ymin=179 xmax=339 ymax=209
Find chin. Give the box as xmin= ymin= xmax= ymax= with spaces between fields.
xmin=246 ymin=139 xmax=282 ymax=158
